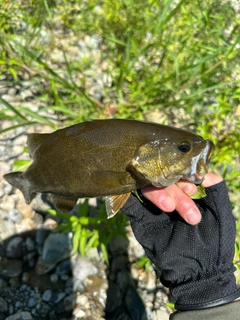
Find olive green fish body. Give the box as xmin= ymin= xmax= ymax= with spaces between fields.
xmin=4 ymin=119 xmax=214 ymax=217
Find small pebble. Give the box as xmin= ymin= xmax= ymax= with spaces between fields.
xmin=42 ymin=289 xmax=52 ymax=302
xmin=27 ymin=297 xmax=37 ymax=308
xmin=8 ymin=209 xmax=23 ymax=223
xmin=50 ymin=274 xmax=58 ymax=283
xmin=0 ymin=296 xmax=8 ymax=313
xmin=22 ymin=272 xmax=30 ymax=283
xmin=25 ymin=237 xmax=35 ymax=252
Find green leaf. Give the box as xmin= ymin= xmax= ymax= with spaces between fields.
xmin=73 ymin=223 xmax=82 ymax=254
xmin=100 ymin=242 xmax=109 ymax=264
xmin=48 ymin=209 xmax=72 ymax=221
xmin=80 ymin=228 xmax=87 ymax=257
xmin=165 ymin=302 xmax=175 ymax=309
xmin=85 ymin=231 xmax=99 ymax=253
xmin=191 ymin=185 xmax=207 ymax=200
xmin=0 ymin=96 xmax=27 ymax=121
xmin=12 ymin=159 xmax=32 ymax=172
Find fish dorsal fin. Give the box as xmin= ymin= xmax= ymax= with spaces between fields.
xmin=27 ymin=133 xmax=50 ymax=158
xmin=51 ymin=195 xmax=78 ymax=213
xmin=105 ymin=193 xmax=131 ymax=218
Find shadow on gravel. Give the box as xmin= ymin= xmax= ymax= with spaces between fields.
xmin=0 ymin=202 xmax=148 ymax=320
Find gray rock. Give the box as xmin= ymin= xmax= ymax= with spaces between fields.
xmin=6 ymin=311 xmax=33 ymax=320
xmin=50 ymin=274 xmax=58 ymax=283
xmin=55 ymin=258 xmax=71 ymax=276
xmin=86 ymin=247 xmax=102 ymax=262
xmin=27 ymin=297 xmax=37 ymax=308
xmin=0 ymin=279 xmax=8 ymax=293
xmin=0 ymin=260 xmax=22 ymax=277
xmin=25 ymin=237 xmax=35 ymax=252
xmin=0 ymin=85 xmax=8 ymax=95
xmin=108 ymin=235 xmax=129 ymax=255
xmin=75 ymin=294 xmax=88 ymax=306
xmin=111 ymin=255 xmax=128 ymax=273
xmin=72 ymin=279 xmax=85 ymax=293
xmin=128 ymin=233 xmax=145 ymax=259
xmin=51 ymin=291 xmax=66 ymax=303
xmin=36 ymin=232 xmax=71 ymax=275
xmin=63 ymin=293 xmax=76 ymax=312
xmin=145 ymin=270 xmax=157 ymax=291
xmin=9 ymin=277 xmax=20 ymax=288
xmin=0 ymin=162 xmax=11 ymax=181
xmin=7 ymin=88 xmax=17 ymax=96
xmin=72 ymin=255 xmax=98 ymax=282
xmin=105 ymin=280 xmax=122 ymax=313
xmin=153 ymin=309 xmax=169 ymax=320
xmin=21 ymin=272 xmax=30 ymax=283
xmin=0 ymin=215 xmax=16 ymax=241
xmin=74 ymin=309 xmax=86 ymax=319
xmin=6 ymin=237 xmax=24 ymax=259
xmin=35 ymin=256 xmax=58 ymax=275
xmin=8 ymin=209 xmax=23 ymax=223
xmin=0 ymin=296 xmax=8 ymax=313
xmin=0 ymin=194 xmax=16 ymax=212
xmin=20 ymin=89 xmax=33 ymax=100
xmin=35 ymin=229 xmax=51 ymax=248
xmin=124 ymin=285 xmax=147 ymax=320
xmin=42 ymin=232 xmax=70 ymax=263
xmin=26 ymin=251 xmax=37 ymax=268
xmin=84 ymin=276 xmax=108 ymax=308
xmin=116 ymin=269 xmax=133 ymax=294
xmin=15 ymin=301 xmax=22 ymax=308
xmin=42 ymin=289 xmax=52 ymax=302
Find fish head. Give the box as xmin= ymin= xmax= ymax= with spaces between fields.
xmin=157 ymin=138 xmax=214 ymax=186
xmin=127 ymin=132 xmax=214 ymax=187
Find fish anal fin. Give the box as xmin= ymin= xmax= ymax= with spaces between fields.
xmin=105 ymin=193 xmax=131 ymax=219
xmin=27 ymin=133 xmax=50 ymax=158
xmin=51 ymin=195 xmax=78 ymax=213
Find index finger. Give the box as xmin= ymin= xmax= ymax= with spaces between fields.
xmin=141 ymin=184 xmax=202 ymax=225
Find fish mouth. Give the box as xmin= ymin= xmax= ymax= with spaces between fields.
xmin=182 ymin=173 xmax=205 ymax=185
xmin=183 ymin=140 xmax=214 ymax=185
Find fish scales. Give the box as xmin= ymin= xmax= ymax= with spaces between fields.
xmin=3 ymin=119 xmax=214 ymax=217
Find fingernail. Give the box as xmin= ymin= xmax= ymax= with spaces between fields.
xmin=186 ymin=209 xmax=201 ymax=225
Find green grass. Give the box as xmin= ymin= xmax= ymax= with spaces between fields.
xmin=0 ymin=0 xmax=239 ymax=264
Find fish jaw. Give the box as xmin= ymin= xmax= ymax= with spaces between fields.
xmin=182 ymin=140 xmax=214 ymax=184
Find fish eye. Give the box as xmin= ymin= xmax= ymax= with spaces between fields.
xmin=178 ymin=142 xmax=192 ymax=153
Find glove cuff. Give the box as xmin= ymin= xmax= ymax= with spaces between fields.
xmin=174 ymin=283 xmax=240 ymax=311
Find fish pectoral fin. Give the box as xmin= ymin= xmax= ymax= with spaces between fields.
xmin=27 ymin=133 xmax=51 ymax=158
xmin=92 ymin=171 xmax=134 ymax=189
xmin=51 ymin=195 xmax=78 ymax=213
xmin=105 ymin=193 xmax=131 ymax=219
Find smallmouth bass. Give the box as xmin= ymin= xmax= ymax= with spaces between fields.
xmin=4 ymin=119 xmax=214 ymax=217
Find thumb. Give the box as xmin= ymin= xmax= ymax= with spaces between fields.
xmin=202 ymin=173 xmax=223 ymax=188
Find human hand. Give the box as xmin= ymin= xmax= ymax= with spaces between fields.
xmin=141 ymin=173 xmax=223 ymax=225
xmin=121 ymin=176 xmax=240 ymax=310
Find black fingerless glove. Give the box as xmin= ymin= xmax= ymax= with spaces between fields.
xmin=121 ymin=181 xmax=240 ymax=311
